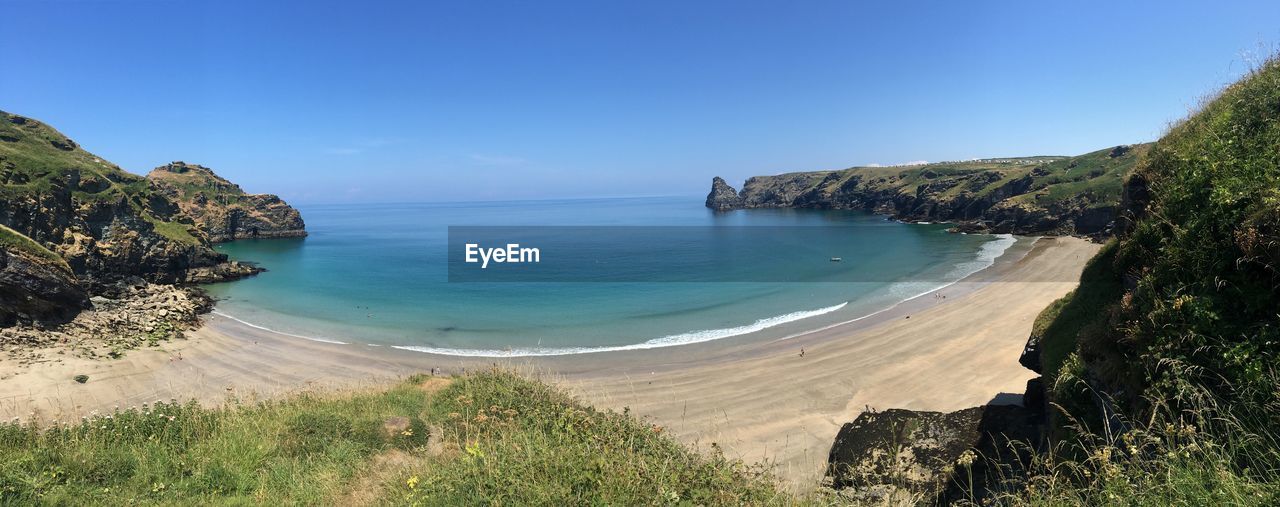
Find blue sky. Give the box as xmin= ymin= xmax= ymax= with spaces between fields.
xmin=4 ymin=1 xmax=1278 ymax=203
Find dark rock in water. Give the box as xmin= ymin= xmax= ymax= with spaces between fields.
xmin=0 ymin=245 xmax=88 ymax=326
xmin=181 ymin=260 xmax=264 ymax=284
xmin=705 ymin=176 xmax=743 ymax=211
xmin=827 ymin=404 xmax=1042 ymax=504
xmin=948 ymin=222 xmax=989 ymax=234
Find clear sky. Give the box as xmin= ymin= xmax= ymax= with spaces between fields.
xmin=4 ymin=1 xmax=1279 ymax=203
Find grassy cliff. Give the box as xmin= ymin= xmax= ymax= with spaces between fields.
xmin=710 ymin=144 xmax=1149 ymax=235
xmin=0 ymin=111 xmax=226 ymax=291
xmin=1014 ymin=58 xmax=1280 ymax=504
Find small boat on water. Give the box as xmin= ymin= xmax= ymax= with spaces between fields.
xmin=830 ymin=257 xmax=842 ymax=262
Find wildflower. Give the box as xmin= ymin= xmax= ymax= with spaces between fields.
xmin=406 ymin=476 xmax=420 ymax=490
xmin=956 ymin=449 xmax=977 ymax=467
xmin=402 ymin=428 xmax=413 ymax=436
xmin=474 ymin=414 xmax=489 ymax=423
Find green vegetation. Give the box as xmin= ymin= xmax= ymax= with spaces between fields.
xmin=0 ymin=111 xmax=202 ymax=247
xmin=0 ymin=112 xmax=141 ymax=202
xmin=743 ymin=144 xmax=1148 ymax=235
xmin=147 ymin=162 xmax=249 ymax=205
xmin=141 ymin=213 xmax=200 ymax=246
xmin=998 ymin=405 xmax=1280 ymax=505
xmin=0 ymin=224 xmax=67 ymax=268
xmin=0 ymin=370 xmax=789 ymax=505
xmin=809 ymin=145 xmax=1145 ymax=207
xmin=1000 ymin=57 xmax=1280 ymax=505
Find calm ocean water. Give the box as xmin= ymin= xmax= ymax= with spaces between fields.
xmin=204 ymin=196 xmax=1017 ymax=356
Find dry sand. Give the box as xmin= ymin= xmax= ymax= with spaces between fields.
xmin=0 ymin=236 xmax=1099 ymax=488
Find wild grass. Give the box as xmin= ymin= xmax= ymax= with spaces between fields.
xmin=995 ymin=55 xmax=1280 ymax=506
xmin=979 ymin=393 xmax=1280 ymax=506
xmin=142 ymin=213 xmax=201 ymax=246
xmin=0 ymin=370 xmax=792 ymax=506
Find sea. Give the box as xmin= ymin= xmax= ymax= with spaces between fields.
xmin=203 ymin=196 xmax=1019 ymax=356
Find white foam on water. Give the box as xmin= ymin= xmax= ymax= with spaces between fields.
xmin=389 ymin=302 xmax=850 ymax=357
xmin=213 ymin=234 xmax=1018 ymax=358
xmin=211 ymin=310 xmax=350 ymax=345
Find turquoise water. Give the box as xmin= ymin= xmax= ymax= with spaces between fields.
xmin=204 ymin=196 xmax=1016 ymax=356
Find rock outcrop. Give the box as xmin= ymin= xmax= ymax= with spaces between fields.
xmin=0 ymin=111 xmax=241 ymax=296
xmin=0 ymin=241 xmax=88 ymax=326
xmin=0 ymin=283 xmax=210 ymax=368
xmin=707 ymin=145 xmax=1150 ymax=236
xmin=826 ymin=400 xmax=1043 ymax=504
xmin=0 ymin=110 xmax=284 ymax=336
xmin=148 ymin=162 xmax=306 ymax=242
xmin=705 ymin=176 xmax=744 ymax=211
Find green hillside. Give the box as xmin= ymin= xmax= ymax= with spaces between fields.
xmin=1016 ymin=58 xmax=1280 ymax=504
xmin=717 ymin=143 xmax=1149 ymax=235
xmin=0 ymin=113 xmax=199 ymax=246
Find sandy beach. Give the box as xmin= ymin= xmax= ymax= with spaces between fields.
xmin=0 ymin=236 xmax=1099 ymax=488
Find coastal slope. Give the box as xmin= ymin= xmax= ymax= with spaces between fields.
xmin=707 ymin=144 xmax=1149 ymax=235
xmin=0 ymin=111 xmax=291 ymax=363
xmin=1023 ymin=57 xmax=1280 ymax=486
xmin=148 ymin=161 xmax=306 ymax=242
xmin=0 ymin=111 xmax=239 ymax=293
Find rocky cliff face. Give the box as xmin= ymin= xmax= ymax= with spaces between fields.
xmin=705 ymin=176 xmax=743 ymax=211
xmin=147 ymin=162 xmax=306 ymax=242
xmin=0 ymin=111 xmax=256 ymax=295
xmin=0 ymin=110 xmax=271 ymax=333
xmin=0 ymin=237 xmax=87 ymax=326
xmin=708 ymin=145 xmax=1149 ymax=236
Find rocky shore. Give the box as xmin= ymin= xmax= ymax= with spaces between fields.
xmin=0 ymin=110 xmax=299 ymax=369
xmin=0 ymin=283 xmax=209 ymax=374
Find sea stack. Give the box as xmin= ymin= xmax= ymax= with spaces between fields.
xmin=705 ymin=176 xmax=743 ymax=211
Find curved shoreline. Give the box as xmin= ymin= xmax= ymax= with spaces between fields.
xmin=0 ymin=235 xmax=1098 ymax=489
xmin=204 ymin=233 xmax=1022 ymax=358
